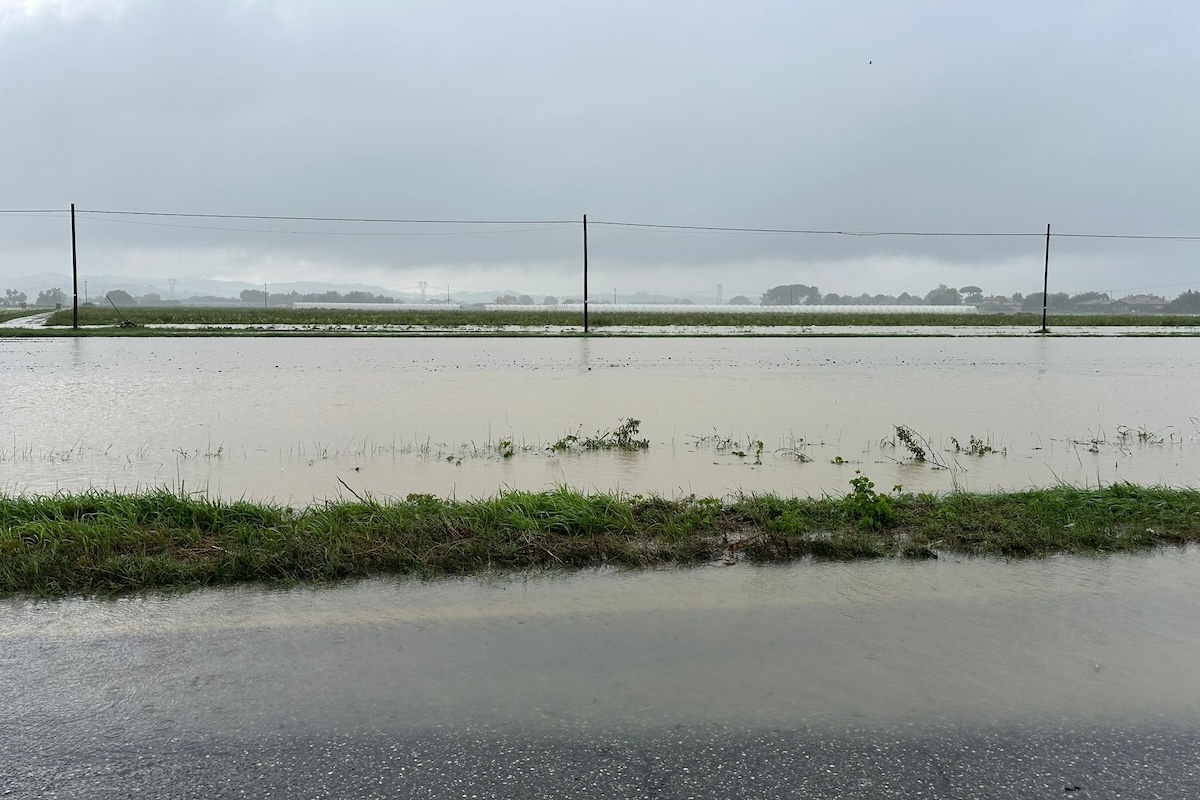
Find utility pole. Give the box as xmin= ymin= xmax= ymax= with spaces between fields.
xmin=419 ymin=280 xmax=428 ymax=303
xmin=582 ymin=214 xmax=589 ymax=333
xmin=71 ymin=203 xmax=78 ymax=330
xmin=264 ymin=282 xmax=268 ymax=308
xmin=1040 ymin=223 xmax=1050 ymax=333
xmin=717 ymin=283 xmax=723 ymax=303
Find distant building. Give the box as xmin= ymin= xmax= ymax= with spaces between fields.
xmin=1112 ymin=294 xmax=1167 ymax=313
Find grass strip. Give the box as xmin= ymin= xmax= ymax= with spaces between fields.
xmin=40 ymin=307 xmax=1200 ymax=329
xmin=2 ymin=484 xmax=1198 ymax=597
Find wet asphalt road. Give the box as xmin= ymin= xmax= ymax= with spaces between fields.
xmin=6 ymin=560 xmax=1200 ymax=799
xmin=4 ymin=721 xmax=1199 ymax=799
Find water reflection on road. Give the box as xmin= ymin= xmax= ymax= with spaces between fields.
xmin=4 ymin=551 xmax=1200 ymax=735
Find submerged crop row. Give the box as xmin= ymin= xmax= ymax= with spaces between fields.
xmin=37 ymin=306 xmax=1200 ymax=330
xmin=2 ymin=480 xmax=1198 ymax=598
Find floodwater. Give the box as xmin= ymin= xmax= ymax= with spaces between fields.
xmin=4 ymin=552 xmax=1200 ymax=731
xmin=1 ymin=336 xmax=1197 ymax=501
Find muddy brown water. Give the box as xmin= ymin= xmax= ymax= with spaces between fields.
xmin=4 ymin=337 xmax=1200 ymax=751
xmin=4 ymin=552 xmax=1200 ymax=732
xmin=1 ymin=336 xmax=1197 ymax=501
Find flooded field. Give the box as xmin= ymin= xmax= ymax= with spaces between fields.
xmin=1 ymin=336 xmax=1197 ymax=502
xmin=6 ymin=336 xmax=1200 ymax=798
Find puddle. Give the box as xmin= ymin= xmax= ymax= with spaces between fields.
xmin=4 ymin=551 xmax=1199 ymax=731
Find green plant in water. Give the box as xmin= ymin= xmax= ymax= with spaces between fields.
xmin=547 ymin=432 xmax=580 ymax=452
xmin=844 ymin=470 xmax=895 ymax=530
xmin=581 ymin=418 xmax=650 ymax=450
xmin=894 ymin=425 xmax=926 ymax=462
xmin=547 ymin=419 xmax=650 ymax=452
xmin=951 ymin=435 xmax=995 ymax=456
xmin=967 ymin=435 xmax=993 ymax=455
xmin=497 ymin=438 xmax=515 ymax=458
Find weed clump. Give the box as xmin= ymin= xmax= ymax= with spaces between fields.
xmin=843 ymin=471 xmax=896 ymax=530
xmin=548 ymin=418 xmax=650 ymax=452
xmin=894 ymin=425 xmax=926 ymax=462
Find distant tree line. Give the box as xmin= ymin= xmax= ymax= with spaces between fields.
xmin=2 ymin=287 xmax=67 ymax=307
xmin=1167 ymin=290 xmax=1200 ymax=313
xmin=239 ymin=289 xmax=394 ymax=306
xmin=760 ymin=284 xmax=986 ymax=306
xmin=754 ymin=283 xmax=1200 ymax=314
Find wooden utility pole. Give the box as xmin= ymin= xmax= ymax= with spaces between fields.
xmin=71 ymin=203 xmax=78 ymax=330
xmin=1040 ymin=223 xmax=1050 ymax=333
xmin=582 ymin=214 xmax=589 ymax=333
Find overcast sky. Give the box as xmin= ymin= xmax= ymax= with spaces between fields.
xmin=2 ymin=0 xmax=1198 ymax=299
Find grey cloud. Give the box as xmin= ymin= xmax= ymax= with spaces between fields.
xmin=1 ymin=0 xmax=1198 ymax=295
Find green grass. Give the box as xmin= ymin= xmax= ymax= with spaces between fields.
xmin=38 ymin=305 xmax=1200 ymax=331
xmin=2 ymin=483 xmax=1198 ymax=597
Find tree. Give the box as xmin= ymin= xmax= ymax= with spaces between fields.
xmin=4 ymin=288 xmax=26 ymax=306
xmin=542 ymin=296 xmax=559 ymax=305
xmin=761 ymin=284 xmax=820 ymax=305
xmin=240 ymin=289 xmax=267 ymax=304
xmin=1022 ymin=291 xmax=1071 ymax=313
xmin=728 ymin=295 xmax=752 ymax=305
xmin=960 ymin=285 xmax=984 ymax=305
xmin=493 ymin=294 xmax=533 ymax=305
xmin=105 ymin=289 xmax=137 ymax=307
xmin=139 ymin=293 xmax=162 ymax=305
xmin=36 ymin=287 xmax=66 ymax=306
xmin=345 ymin=291 xmax=390 ymax=303
xmin=924 ymin=285 xmax=962 ymax=305
xmin=1166 ymin=290 xmax=1200 ymax=313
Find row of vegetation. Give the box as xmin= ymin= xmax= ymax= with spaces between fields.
xmin=2 ymin=480 xmax=1197 ymax=597
xmin=32 ymin=306 xmax=1200 ymax=331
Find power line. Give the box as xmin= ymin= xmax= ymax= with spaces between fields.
xmin=74 ymin=214 xmax=570 ymax=237
xmin=1052 ymin=233 xmax=1200 ymax=241
xmin=75 ymin=208 xmax=577 ymax=225
xmin=589 ymin=220 xmax=1042 ymax=237
xmin=5 ymin=207 xmax=1200 ymax=240
xmin=591 ymin=220 xmax=1200 ymax=240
